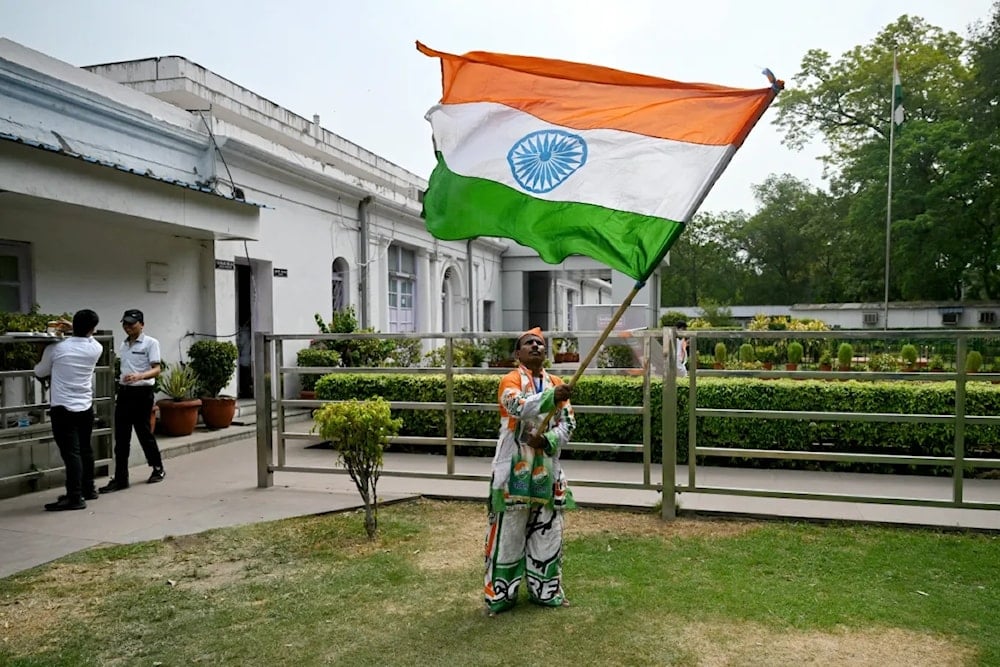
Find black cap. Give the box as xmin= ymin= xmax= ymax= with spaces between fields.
xmin=121 ymin=309 xmax=144 ymax=324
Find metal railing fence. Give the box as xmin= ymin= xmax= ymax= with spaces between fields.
xmin=254 ymin=328 xmax=1000 ymax=519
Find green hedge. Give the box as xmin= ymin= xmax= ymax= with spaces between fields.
xmin=313 ymin=374 xmax=1000 ymax=475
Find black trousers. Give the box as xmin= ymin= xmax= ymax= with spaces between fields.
xmin=50 ymin=406 xmax=95 ymax=501
xmin=114 ymin=385 xmax=162 ymax=481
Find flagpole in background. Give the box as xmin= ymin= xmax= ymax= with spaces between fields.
xmin=884 ymin=49 xmax=903 ymax=330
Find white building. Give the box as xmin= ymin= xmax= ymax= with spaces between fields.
xmin=1 ymin=39 xmax=613 ymax=398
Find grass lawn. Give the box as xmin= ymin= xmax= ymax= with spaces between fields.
xmin=2 ymin=499 xmax=999 ymax=666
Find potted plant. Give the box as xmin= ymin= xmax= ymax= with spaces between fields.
xmin=900 ymin=344 xmax=918 ymax=371
xmin=486 ymin=337 xmax=517 ymax=368
xmin=966 ymin=350 xmax=983 ymax=374
xmin=818 ymin=348 xmax=833 ymax=372
xmin=757 ymin=345 xmax=776 ymax=370
xmin=156 ymin=364 xmax=202 ymax=436
xmin=187 ymin=339 xmax=239 ymax=429
xmin=553 ymin=337 xmax=579 ymax=363
xmin=837 ymin=342 xmax=854 ymax=372
xmin=713 ymin=342 xmax=728 ymax=369
xmin=786 ymin=341 xmax=803 ymax=371
xmin=928 ymin=354 xmax=945 ymax=372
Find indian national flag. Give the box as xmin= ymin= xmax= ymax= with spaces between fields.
xmin=417 ymin=42 xmax=780 ymax=281
xmin=892 ymin=60 xmax=905 ymax=126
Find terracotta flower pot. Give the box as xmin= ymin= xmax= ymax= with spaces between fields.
xmin=201 ymin=396 xmax=237 ymax=430
xmin=157 ymin=398 xmax=202 ymax=436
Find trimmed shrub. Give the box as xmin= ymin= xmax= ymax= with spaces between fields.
xmin=311 ymin=372 xmax=1000 ymax=475
xmin=297 ymin=348 xmax=342 ymax=391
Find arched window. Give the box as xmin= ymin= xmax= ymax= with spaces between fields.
xmin=331 ymin=257 xmax=350 ymax=313
xmin=441 ymin=267 xmax=453 ymax=331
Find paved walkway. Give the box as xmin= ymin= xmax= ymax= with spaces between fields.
xmin=2 ymin=427 xmax=999 ymax=578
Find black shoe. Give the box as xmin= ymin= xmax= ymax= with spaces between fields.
xmin=59 ymin=490 xmax=98 ymax=502
xmin=147 ymin=467 xmax=165 ymax=484
xmin=99 ymin=479 xmax=129 ymax=494
xmin=45 ymin=498 xmax=86 ymax=511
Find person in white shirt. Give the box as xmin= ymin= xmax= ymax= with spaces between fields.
xmin=675 ymin=321 xmax=689 ymax=378
xmin=34 ymin=309 xmax=103 ymax=511
xmin=99 ymin=309 xmax=165 ymax=493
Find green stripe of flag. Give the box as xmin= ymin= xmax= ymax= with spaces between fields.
xmin=422 ymin=154 xmax=685 ymax=281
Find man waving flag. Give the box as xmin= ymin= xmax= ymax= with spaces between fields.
xmin=417 ymin=42 xmax=782 ymax=283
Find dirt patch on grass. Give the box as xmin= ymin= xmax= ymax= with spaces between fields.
xmin=677 ymin=620 xmax=972 ymax=666
xmin=567 ymin=508 xmax=761 ymax=541
xmin=408 ymin=500 xmax=761 ymax=571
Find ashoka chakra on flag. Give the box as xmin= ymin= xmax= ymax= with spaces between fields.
xmin=506 ymin=130 xmax=587 ymax=194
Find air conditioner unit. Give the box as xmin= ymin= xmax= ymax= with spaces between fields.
xmin=979 ymin=311 xmax=996 ymax=325
xmin=862 ymin=312 xmax=879 ymax=326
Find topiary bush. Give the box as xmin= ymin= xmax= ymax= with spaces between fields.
xmin=714 ymin=342 xmax=728 ymax=366
xmin=966 ymin=350 xmax=984 ymax=373
xmin=837 ymin=343 xmax=854 ymax=370
xmin=187 ymin=339 xmax=238 ymax=397
xmin=739 ymin=343 xmax=756 ymax=364
xmin=900 ymin=344 xmax=918 ymax=368
xmin=787 ymin=341 xmax=804 ymax=365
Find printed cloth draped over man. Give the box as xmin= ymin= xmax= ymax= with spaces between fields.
xmin=484 ymin=327 xmax=575 ymax=615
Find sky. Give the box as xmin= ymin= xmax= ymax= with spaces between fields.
xmin=0 ymin=0 xmax=993 ymax=215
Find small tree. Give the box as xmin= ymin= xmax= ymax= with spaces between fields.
xmin=900 ymin=344 xmax=918 ymax=370
xmin=312 ymin=398 xmax=402 ymax=539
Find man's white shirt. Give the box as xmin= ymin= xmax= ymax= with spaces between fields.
xmin=34 ymin=337 xmax=103 ymax=411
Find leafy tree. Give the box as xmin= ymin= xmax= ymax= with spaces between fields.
xmin=661 ymin=211 xmax=749 ymax=306
xmin=773 ymin=15 xmax=990 ymax=300
xmin=737 ymin=174 xmax=835 ymax=303
xmin=312 ymin=398 xmax=402 ymax=539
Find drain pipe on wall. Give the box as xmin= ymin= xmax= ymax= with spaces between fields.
xmin=358 ymin=195 xmax=374 ymax=329
xmin=466 ymin=238 xmax=475 ymax=331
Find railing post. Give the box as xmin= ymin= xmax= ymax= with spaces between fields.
xmin=255 ymin=331 xmax=273 ymax=488
xmin=275 ymin=338 xmax=286 ymax=468
xmin=445 ymin=335 xmax=455 ymax=475
xmin=953 ymin=336 xmax=967 ymax=504
xmin=642 ymin=332 xmax=652 ymax=486
xmin=661 ymin=327 xmax=677 ymax=519
xmin=688 ymin=332 xmax=697 ymax=492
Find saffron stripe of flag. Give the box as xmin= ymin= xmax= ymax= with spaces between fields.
xmin=418 ymin=41 xmax=780 ymax=281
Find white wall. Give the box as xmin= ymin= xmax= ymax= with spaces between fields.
xmin=0 ymin=195 xmax=205 ymax=368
